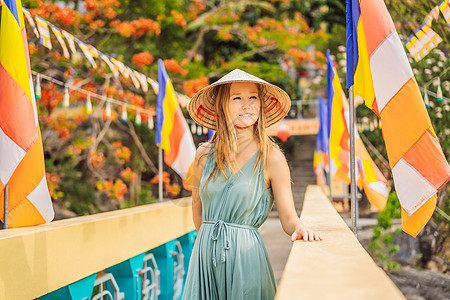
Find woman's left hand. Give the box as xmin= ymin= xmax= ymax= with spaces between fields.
xmin=291 ymin=225 xmax=323 ymax=242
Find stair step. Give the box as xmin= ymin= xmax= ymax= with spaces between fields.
xmin=270 ymin=135 xmax=317 ymax=217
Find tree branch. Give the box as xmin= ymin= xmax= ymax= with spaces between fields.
xmin=114 ymin=119 xmax=158 ymax=174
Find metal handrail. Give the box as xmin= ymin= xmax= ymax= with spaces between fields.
xmin=92 ymin=273 xmax=124 ymax=300
xmin=92 ymin=290 xmax=114 ymax=300
xmin=140 ymin=253 xmax=161 ymax=300
xmin=171 ymin=240 xmax=185 ymax=299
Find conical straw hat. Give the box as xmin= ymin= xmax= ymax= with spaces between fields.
xmin=188 ymin=69 xmax=291 ymax=130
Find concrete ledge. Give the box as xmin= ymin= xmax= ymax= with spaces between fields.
xmin=0 ymin=198 xmax=194 ymax=300
xmin=275 ymin=186 xmax=405 ymax=300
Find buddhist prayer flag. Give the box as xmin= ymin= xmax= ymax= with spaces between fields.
xmin=147 ymin=77 xmax=159 ymax=95
xmin=87 ymin=45 xmax=99 ymax=61
xmin=61 ymin=29 xmax=77 ymax=54
xmin=346 ymin=0 xmax=450 ymax=237
xmin=34 ymin=15 xmax=52 ymax=49
xmin=110 ymin=57 xmax=126 ymax=78
xmin=99 ymin=54 xmax=120 ymax=79
xmin=156 ymin=59 xmax=196 ymax=189
xmin=354 ymin=134 xmax=389 ymax=211
xmin=128 ymin=67 xmax=140 ymax=89
xmin=111 ymin=58 xmax=130 ymax=80
xmin=439 ymin=0 xmax=450 ymax=27
xmin=313 ymin=95 xmax=329 ymax=185
xmin=49 ymin=24 xmax=70 ymax=59
xmin=327 ymin=52 xmax=350 ymax=183
xmin=327 ymin=51 xmax=388 ymax=210
xmin=22 ymin=8 xmax=40 ymax=38
xmin=419 ymin=25 xmax=442 ymax=54
xmin=134 ymin=71 xmax=148 ymax=93
xmin=208 ymin=129 xmax=215 ymax=141
xmin=175 ymin=92 xmax=190 ymax=108
xmin=75 ymin=39 xmax=97 ymax=68
xmin=88 ymin=45 xmax=98 ymax=57
xmin=403 ymin=24 xmax=442 ymax=62
xmin=405 ymin=35 xmax=423 ymax=62
xmin=424 ymin=6 xmax=440 ymax=26
xmin=414 ymin=28 xmax=429 ymax=59
xmin=0 ymin=0 xmax=54 ymax=227
xmin=431 ymin=5 xmax=440 ymax=20
xmin=420 ymin=4 xmax=442 ymax=29
xmin=412 ymin=25 xmax=442 ymax=61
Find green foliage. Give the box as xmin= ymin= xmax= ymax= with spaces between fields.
xmin=368 ymin=192 xmax=401 ymax=271
xmin=377 ymin=193 xmax=402 ymax=230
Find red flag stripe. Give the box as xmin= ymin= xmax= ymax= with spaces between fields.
xmin=0 ymin=63 xmax=37 ymax=151
xmin=360 ymin=0 xmax=396 ymax=57
xmin=164 ymin=107 xmax=186 ymax=166
xmin=403 ymin=129 xmax=450 ymax=190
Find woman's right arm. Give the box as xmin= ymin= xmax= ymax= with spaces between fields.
xmin=192 ymin=143 xmax=210 ymax=232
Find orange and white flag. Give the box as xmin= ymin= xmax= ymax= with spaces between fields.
xmin=0 ymin=0 xmax=54 ymax=227
xmin=347 ymin=0 xmax=450 ymax=237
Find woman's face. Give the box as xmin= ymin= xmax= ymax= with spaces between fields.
xmin=228 ymin=82 xmax=261 ymax=128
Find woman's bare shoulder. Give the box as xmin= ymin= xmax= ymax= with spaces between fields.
xmin=267 ymin=147 xmax=287 ymax=166
xmin=266 ymin=147 xmax=289 ymax=179
xmin=195 ymin=142 xmax=214 ymax=165
xmin=196 ymin=142 xmax=213 ymax=156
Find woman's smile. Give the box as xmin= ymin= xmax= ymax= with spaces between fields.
xmin=229 ymin=82 xmax=261 ymax=128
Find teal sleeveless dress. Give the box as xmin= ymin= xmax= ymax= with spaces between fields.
xmin=182 ymin=151 xmax=276 ymax=299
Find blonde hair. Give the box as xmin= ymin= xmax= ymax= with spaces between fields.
xmin=202 ymin=82 xmax=280 ymax=190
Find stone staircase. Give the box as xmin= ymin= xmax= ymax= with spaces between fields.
xmin=262 ymin=134 xmax=318 ymax=284
xmin=270 ymin=135 xmax=317 ymax=218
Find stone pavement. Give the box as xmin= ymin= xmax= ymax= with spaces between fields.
xmin=259 ymin=135 xmax=317 ymax=285
xmin=259 ymin=217 xmax=293 ymax=285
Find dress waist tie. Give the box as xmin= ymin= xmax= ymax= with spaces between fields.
xmin=203 ymin=220 xmax=258 ymax=267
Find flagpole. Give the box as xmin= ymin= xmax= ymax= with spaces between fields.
xmin=348 ymin=85 xmax=358 ymax=238
xmin=327 ymin=147 xmax=332 ymax=203
xmin=158 ymin=146 xmax=163 ymax=202
xmin=3 ymin=183 xmax=8 ymax=229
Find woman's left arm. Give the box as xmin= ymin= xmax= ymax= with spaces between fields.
xmin=268 ymin=148 xmax=322 ymax=242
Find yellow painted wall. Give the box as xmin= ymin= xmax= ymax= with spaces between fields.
xmin=0 ymin=198 xmax=194 ymax=300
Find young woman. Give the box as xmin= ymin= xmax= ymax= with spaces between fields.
xmin=183 ymin=69 xmax=322 ymax=299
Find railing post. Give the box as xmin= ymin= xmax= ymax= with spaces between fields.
xmin=105 ymin=253 xmax=146 ymax=300
xmin=172 ymin=240 xmax=185 ymax=299
xmin=140 ymin=253 xmax=161 ymax=300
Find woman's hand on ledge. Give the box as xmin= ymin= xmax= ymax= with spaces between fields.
xmin=291 ymin=225 xmax=323 ymax=242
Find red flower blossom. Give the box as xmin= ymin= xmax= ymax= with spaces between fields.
xmin=120 ymin=168 xmax=137 ymax=181
xmin=182 ymin=76 xmax=209 ymax=97
xmin=132 ymin=51 xmax=154 ymax=69
xmin=171 ymin=10 xmax=187 ymax=28
xmin=96 ymin=179 xmax=127 ymax=201
xmin=90 ymin=151 xmax=105 ymax=169
xmin=46 ymin=172 xmax=63 ymax=200
xmin=163 ymin=59 xmax=188 ymax=76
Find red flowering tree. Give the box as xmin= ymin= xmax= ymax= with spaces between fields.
xmin=23 ymin=0 xmax=331 ymax=218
